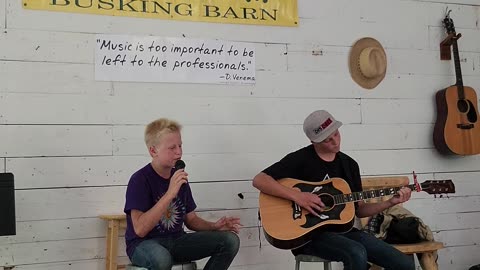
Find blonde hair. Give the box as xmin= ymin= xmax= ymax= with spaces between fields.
xmin=144 ymin=118 xmax=182 ymax=148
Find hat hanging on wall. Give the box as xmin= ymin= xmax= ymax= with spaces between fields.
xmin=349 ymin=37 xmax=387 ymax=90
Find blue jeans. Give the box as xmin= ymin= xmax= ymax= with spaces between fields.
xmin=131 ymin=231 xmax=240 ymax=270
xmin=296 ymin=229 xmax=415 ymax=270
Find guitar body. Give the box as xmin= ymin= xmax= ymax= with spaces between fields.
xmin=434 ymin=85 xmax=480 ymax=155
xmin=259 ymin=178 xmax=355 ymax=250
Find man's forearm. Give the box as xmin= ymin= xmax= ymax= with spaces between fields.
xmin=186 ymin=215 xmax=215 ymax=231
xmin=356 ymin=200 xmax=394 ymax=218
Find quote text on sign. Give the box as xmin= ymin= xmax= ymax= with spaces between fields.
xmin=95 ymin=35 xmax=256 ymax=84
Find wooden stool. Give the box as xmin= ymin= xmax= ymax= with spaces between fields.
xmin=295 ymin=254 xmax=332 ymax=270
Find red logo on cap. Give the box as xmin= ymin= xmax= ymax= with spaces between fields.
xmin=313 ymin=118 xmax=333 ymax=134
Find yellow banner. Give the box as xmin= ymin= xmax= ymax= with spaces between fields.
xmin=23 ymin=0 xmax=298 ymax=27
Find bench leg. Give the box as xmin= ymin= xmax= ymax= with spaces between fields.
xmin=106 ymin=220 xmax=120 ymax=270
xmin=419 ymin=252 xmax=438 ymax=270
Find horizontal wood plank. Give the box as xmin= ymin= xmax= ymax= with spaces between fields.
xmin=0 ymin=259 xmax=105 ymax=270
xmin=0 ymin=125 xmax=112 ymax=157
xmin=361 ymin=99 xmax=435 ymax=124
xmin=0 ymin=93 xmax=112 ymax=125
xmin=113 ymin=123 xmax=434 ymax=156
xmin=1 ymin=94 xmax=363 ymax=125
xmin=0 ymin=61 xmax=112 ymax=95
xmin=109 ymin=96 xmax=362 ymax=125
xmin=393 ymin=241 xmax=444 ymax=254
xmin=14 ymin=182 xmax=261 ymax=221
xmin=2 ymin=208 xmax=262 ymax=245
xmin=351 ymin=149 xmax=480 ymax=175
xmin=8 ymin=152 xmax=480 ymax=190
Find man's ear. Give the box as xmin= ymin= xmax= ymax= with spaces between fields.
xmin=148 ymin=146 xmax=156 ymax=155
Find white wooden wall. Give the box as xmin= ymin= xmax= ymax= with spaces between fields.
xmin=0 ymin=0 xmax=479 ymax=269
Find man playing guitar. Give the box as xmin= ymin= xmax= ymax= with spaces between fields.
xmin=253 ymin=110 xmax=414 ymax=270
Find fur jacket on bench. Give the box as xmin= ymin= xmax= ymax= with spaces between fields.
xmin=363 ymin=204 xmax=438 ymax=269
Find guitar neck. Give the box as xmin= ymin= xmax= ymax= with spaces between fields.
xmin=451 ymin=38 xmax=465 ymax=99
xmin=333 ymin=184 xmax=419 ymax=205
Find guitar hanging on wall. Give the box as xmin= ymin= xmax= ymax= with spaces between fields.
xmin=433 ymin=12 xmax=480 ymax=155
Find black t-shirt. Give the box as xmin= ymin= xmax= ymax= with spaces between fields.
xmin=262 ymin=144 xmax=362 ymax=193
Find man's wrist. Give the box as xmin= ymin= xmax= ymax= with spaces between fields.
xmin=386 ymin=199 xmax=396 ymax=207
xmin=163 ymin=191 xmax=175 ymax=201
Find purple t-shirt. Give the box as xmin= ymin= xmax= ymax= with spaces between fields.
xmin=124 ymin=163 xmax=197 ymax=259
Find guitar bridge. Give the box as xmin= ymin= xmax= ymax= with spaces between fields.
xmin=457 ymin=123 xmax=474 ymax=129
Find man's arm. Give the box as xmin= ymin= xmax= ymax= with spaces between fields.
xmin=252 ymin=172 xmax=299 ymax=201
xmin=356 ymin=187 xmax=412 ymax=218
xmin=252 ymin=172 xmax=325 ymax=216
xmin=130 ymin=193 xmax=176 ymax=237
xmin=184 ymin=211 xmax=215 ymax=231
xmin=185 ymin=212 xmax=241 ymax=233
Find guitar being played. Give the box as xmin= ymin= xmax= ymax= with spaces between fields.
xmin=434 ymin=11 xmax=480 ymax=155
xmin=259 ymin=177 xmax=454 ymax=250
xmin=254 ymin=109 xmax=421 ymax=270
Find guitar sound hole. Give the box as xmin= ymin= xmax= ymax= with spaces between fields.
xmin=467 ymin=100 xmax=478 ymax=123
xmin=319 ymin=193 xmax=335 ymax=210
xmin=457 ymin=99 xmax=469 ymax=113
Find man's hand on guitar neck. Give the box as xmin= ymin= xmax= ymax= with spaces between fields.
xmin=293 ymin=192 xmax=326 ymax=217
xmin=388 ymin=187 xmax=412 ymax=206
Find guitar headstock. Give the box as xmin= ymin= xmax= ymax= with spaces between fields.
xmin=421 ymin=180 xmax=455 ymax=194
xmin=442 ymin=10 xmax=456 ymax=35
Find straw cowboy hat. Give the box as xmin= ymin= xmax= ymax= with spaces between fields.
xmin=349 ymin=37 xmax=387 ymax=89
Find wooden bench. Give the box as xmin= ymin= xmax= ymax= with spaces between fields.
xmin=361 ymin=176 xmax=444 ymax=270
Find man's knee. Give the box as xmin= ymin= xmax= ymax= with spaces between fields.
xmin=219 ymin=231 xmax=240 ymax=254
xmin=150 ymin=255 xmax=173 ymax=270
xmin=132 ymin=241 xmax=173 ymax=270
xmin=349 ymin=245 xmax=368 ymax=265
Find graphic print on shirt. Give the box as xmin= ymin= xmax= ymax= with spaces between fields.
xmin=155 ymin=195 xmax=186 ymax=232
xmin=323 ymin=173 xmax=330 ymax=181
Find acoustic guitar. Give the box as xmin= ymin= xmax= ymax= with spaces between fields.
xmin=433 ymin=13 xmax=480 ymax=155
xmin=259 ymin=177 xmax=455 ymax=250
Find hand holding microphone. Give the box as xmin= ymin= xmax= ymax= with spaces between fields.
xmin=166 ymin=160 xmax=188 ymax=198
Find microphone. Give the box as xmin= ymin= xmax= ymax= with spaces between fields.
xmin=174 ymin=160 xmax=186 ymax=171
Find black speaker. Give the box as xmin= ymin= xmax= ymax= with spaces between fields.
xmin=0 ymin=173 xmax=16 ymax=236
